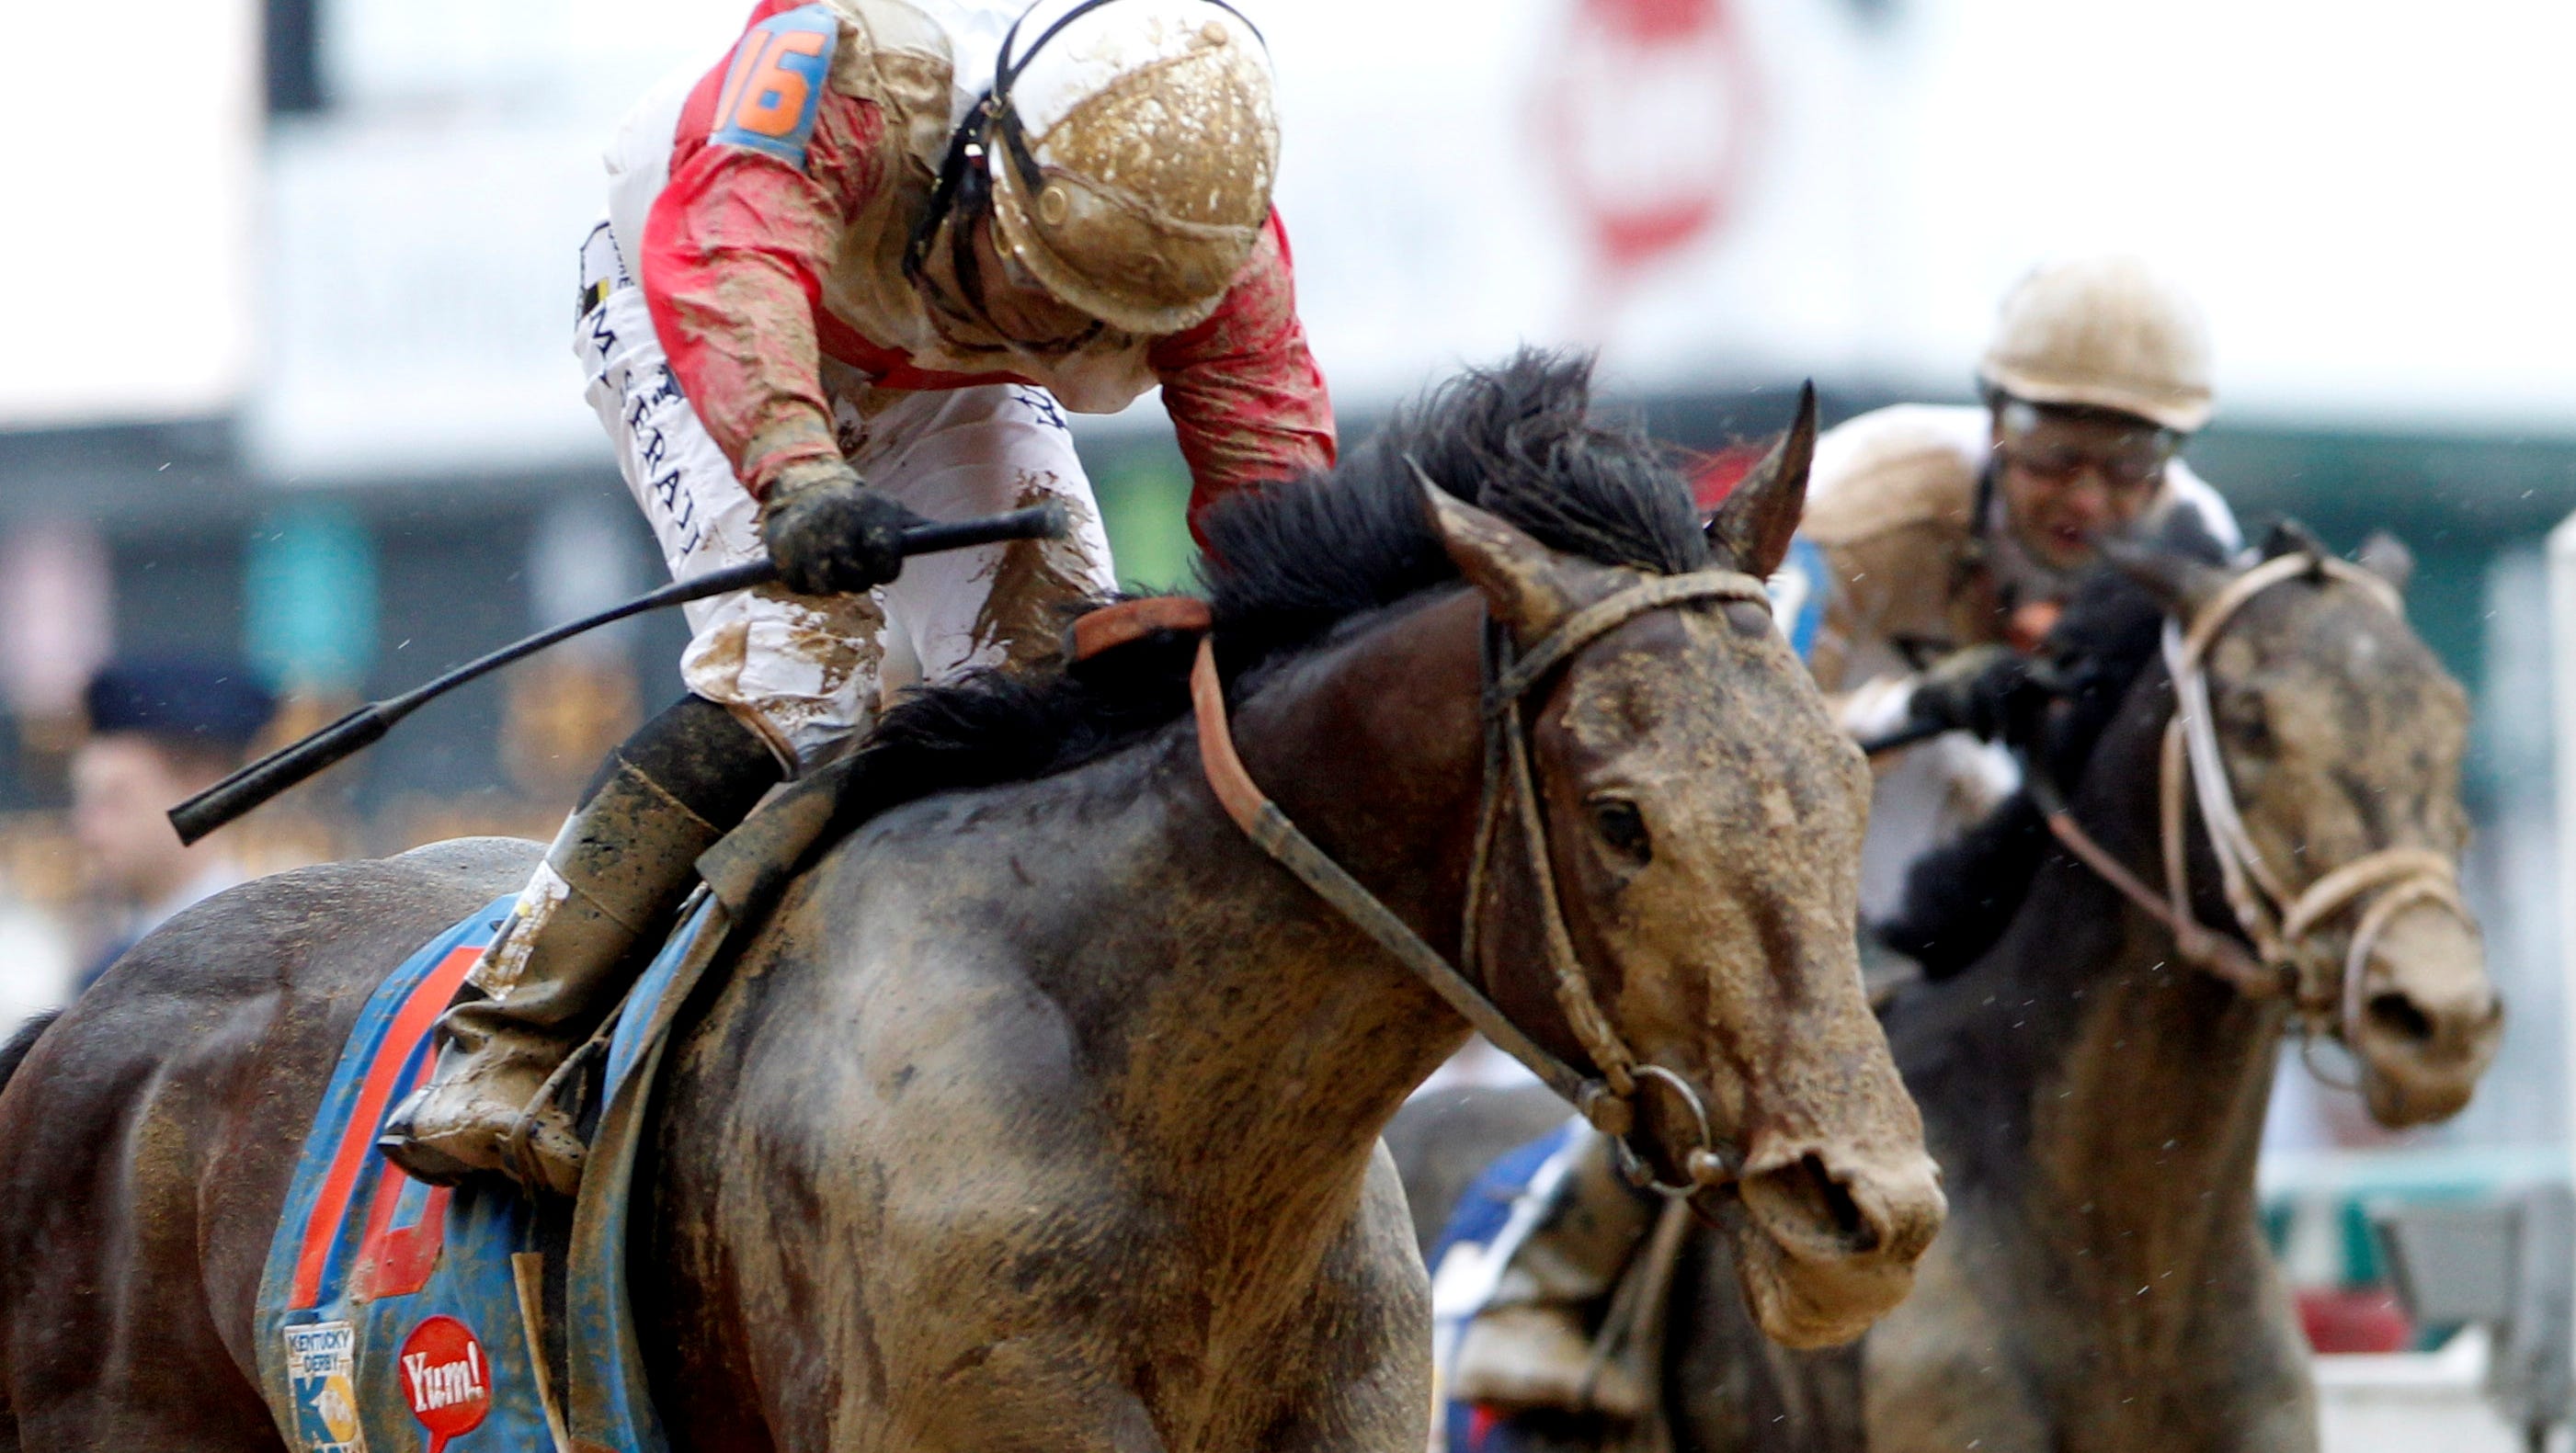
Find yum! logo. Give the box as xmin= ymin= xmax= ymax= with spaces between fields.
xmin=396 ymin=1315 xmax=491 ymax=1453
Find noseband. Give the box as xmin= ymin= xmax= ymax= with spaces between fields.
xmin=1079 ymin=556 xmax=1771 ymax=1198
xmin=2026 ymin=551 xmax=2468 ymax=1048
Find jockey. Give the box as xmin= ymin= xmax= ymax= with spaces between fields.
xmin=1794 ymin=252 xmax=2241 ymax=925
xmin=1442 ymin=255 xmax=2240 ymax=1419
xmin=382 ymin=0 xmax=1332 ymax=1196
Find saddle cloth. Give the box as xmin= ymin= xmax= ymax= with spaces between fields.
xmin=251 ymin=890 xmax=736 ymax=1453
xmin=1427 ymin=1121 xmax=1588 ymax=1453
xmin=245 ymin=747 xmax=944 ymax=1452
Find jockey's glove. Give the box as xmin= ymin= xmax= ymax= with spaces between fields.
xmin=1904 ymin=643 xmax=2035 ymax=743
xmin=759 ymin=460 xmax=924 ymax=596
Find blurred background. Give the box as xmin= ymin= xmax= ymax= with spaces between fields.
xmin=3 ymin=0 xmax=2573 ymax=1429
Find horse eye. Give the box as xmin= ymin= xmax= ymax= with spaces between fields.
xmin=1590 ymin=798 xmax=1652 ymax=864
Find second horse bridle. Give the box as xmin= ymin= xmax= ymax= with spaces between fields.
xmin=2023 ymin=551 xmax=2468 ymax=1050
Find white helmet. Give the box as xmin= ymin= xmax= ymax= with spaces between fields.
xmin=1978 ymin=254 xmax=2214 ymax=434
xmin=978 ymin=0 xmax=1279 ymax=335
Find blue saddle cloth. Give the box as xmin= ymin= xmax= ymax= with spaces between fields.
xmin=1427 ymin=1119 xmax=1594 ymax=1453
xmin=252 ymin=890 xmax=736 ymax=1453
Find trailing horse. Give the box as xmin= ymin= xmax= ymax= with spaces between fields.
xmin=1400 ymin=520 xmax=2501 ymax=1453
xmin=0 ymin=355 xmax=1943 ymax=1452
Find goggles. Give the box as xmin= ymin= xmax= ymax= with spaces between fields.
xmin=1995 ymin=398 xmax=2178 ymax=494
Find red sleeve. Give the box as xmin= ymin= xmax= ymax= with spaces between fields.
xmin=1149 ymin=212 xmax=1337 ymax=541
xmin=640 ymin=38 xmax=890 ymax=501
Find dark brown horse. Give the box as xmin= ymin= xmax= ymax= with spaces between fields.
xmin=1398 ymin=523 xmax=2502 ymax=1453
xmin=0 ymin=357 xmax=1943 ymax=1452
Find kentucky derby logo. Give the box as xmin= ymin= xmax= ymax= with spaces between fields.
xmin=283 ymin=1320 xmax=367 ymax=1453
xmin=397 ymin=1315 xmax=491 ymax=1452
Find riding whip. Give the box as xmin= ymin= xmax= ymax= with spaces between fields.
xmin=168 ymin=502 xmax=1071 ymax=845
xmin=1853 ymin=718 xmax=1947 ymax=756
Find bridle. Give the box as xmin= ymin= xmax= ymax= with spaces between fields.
xmin=2023 ymin=551 xmax=2468 ymax=1049
xmin=1067 ymin=545 xmax=1775 ymax=1198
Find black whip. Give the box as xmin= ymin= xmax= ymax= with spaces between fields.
xmin=1854 ymin=718 xmax=1948 ymax=756
xmin=169 ymin=502 xmax=1069 ymax=845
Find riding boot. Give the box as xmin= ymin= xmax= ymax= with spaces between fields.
xmin=1450 ymin=1129 xmax=1659 ymax=1417
xmin=380 ymin=695 xmax=781 ymax=1197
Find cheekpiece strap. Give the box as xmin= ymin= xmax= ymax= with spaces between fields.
xmin=1178 ymin=563 xmax=1768 ymax=1168
xmin=1185 ymin=638 xmax=1611 ymax=1113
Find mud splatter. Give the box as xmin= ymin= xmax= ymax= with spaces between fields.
xmin=970 ymin=475 xmax=1111 ymax=671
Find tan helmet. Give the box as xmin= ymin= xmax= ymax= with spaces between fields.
xmin=1978 ymin=254 xmax=2214 ymax=433
xmin=985 ymin=0 xmax=1279 ymax=336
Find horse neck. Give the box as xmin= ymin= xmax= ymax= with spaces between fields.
xmin=1937 ymin=668 xmax=2285 ymax=1322
xmin=1099 ymin=589 xmax=1490 ymax=1234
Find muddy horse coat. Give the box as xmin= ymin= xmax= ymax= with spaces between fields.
xmin=0 ymin=357 xmax=1941 ymax=1452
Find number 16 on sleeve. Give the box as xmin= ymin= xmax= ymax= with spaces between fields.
xmin=711 ymin=6 xmax=840 ymax=166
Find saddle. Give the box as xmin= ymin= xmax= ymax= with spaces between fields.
xmin=252 ymin=761 xmax=862 ymax=1453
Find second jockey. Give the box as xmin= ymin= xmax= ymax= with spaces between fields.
xmin=383 ymin=0 xmax=1333 ymax=1195
xmin=1795 ymin=252 xmax=2240 ymax=925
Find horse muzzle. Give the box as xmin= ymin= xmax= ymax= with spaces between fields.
xmin=2344 ymin=902 xmax=2502 ymax=1127
xmin=1723 ymin=1134 xmax=1946 ymax=1348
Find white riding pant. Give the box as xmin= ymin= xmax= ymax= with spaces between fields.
xmin=573 ymin=220 xmax=1118 ymax=768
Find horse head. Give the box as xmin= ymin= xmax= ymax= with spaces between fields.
xmin=1421 ymin=390 xmax=1944 ymax=1349
xmin=2111 ymin=524 xmax=2501 ymax=1127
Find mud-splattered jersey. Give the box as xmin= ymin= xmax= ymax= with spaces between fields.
xmin=614 ymin=0 xmax=1335 ymax=528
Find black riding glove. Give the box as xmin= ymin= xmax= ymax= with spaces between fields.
xmin=758 ymin=460 xmax=920 ymax=596
xmin=1905 ymin=643 xmax=2034 ymax=743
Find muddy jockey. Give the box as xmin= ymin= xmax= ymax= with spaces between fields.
xmin=380 ymin=0 xmax=1331 ymax=1194
xmin=1445 ymin=255 xmax=2248 ymax=1418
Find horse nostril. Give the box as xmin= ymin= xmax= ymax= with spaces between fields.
xmin=1767 ymin=1152 xmax=1876 ymax=1254
xmin=2366 ymin=991 xmax=2435 ymax=1046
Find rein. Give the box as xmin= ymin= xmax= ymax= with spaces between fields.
xmin=2024 ymin=551 xmax=2466 ymax=1044
xmin=1076 ymin=563 xmax=1772 ymax=1197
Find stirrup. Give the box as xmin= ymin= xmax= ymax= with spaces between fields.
xmin=503 ymin=1035 xmax=609 ymax=1198
xmin=375 ymin=1096 xmax=489 ymax=1189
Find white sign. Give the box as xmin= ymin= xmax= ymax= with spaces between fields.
xmin=246 ymin=118 xmax=612 ymax=479
xmin=0 ymin=0 xmax=257 ymax=426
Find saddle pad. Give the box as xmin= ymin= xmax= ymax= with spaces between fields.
xmin=252 ymin=891 xmax=736 ymax=1453
xmin=1425 ymin=1120 xmax=1587 ymax=1453
xmin=253 ymin=897 xmax=550 ymax=1453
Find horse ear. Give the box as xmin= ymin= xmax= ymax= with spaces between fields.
xmin=1704 ymin=381 xmax=1817 ymax=579
xmin=2354 ymin=530 xmax=2415 ymax=596
xmin=2101 ymin=535 xmax=2229 ymax=619
xmin=1416 ymin=468 xmax=1580 ymax=638
xmin=2261 ymin=518 xmax=2332 ymax=562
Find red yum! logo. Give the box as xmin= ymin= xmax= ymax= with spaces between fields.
xmin=397 ymin=1315 xmax=491 ymax=1453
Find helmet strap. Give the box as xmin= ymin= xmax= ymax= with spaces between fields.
xmin=902 ymin=100 xmax=998 ymax=322
xmin=986 ymin=0 xmax=1270 ymax=201
xmin=905 ymin=0 xmax=1267 ymax=346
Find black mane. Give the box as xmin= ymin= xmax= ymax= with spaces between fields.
xmin=830 ymin=351 xmax=1707 ymax=825
xmin=1875 ymin=511 xmax=2228 ymax=978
